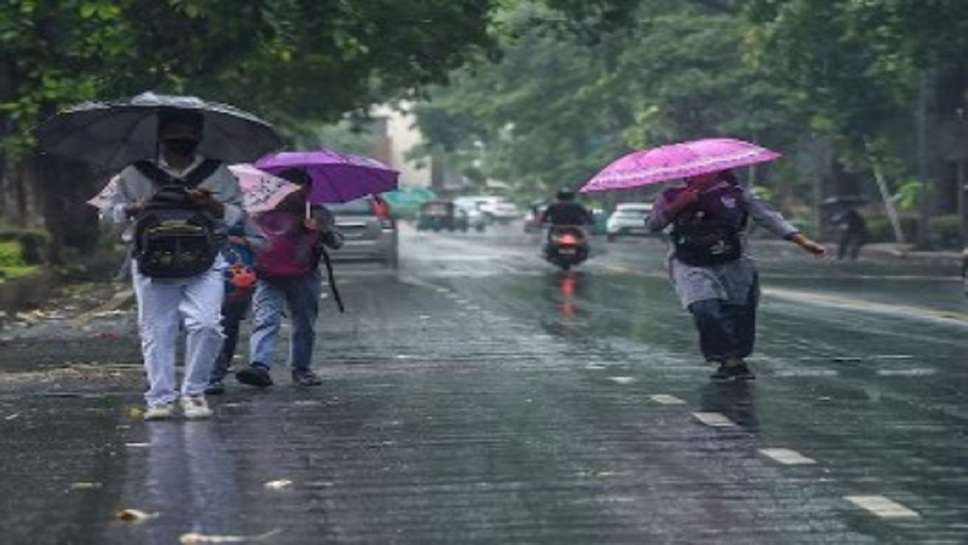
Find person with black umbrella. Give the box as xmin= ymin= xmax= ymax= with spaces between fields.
xmin=103 ymin=109 xmax=245 ymax=420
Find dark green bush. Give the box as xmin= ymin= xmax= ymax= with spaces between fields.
xmin=865 ymin=216 xmax=918 ymax=243
xmin=930 ymin=215 xmax=962 ymax=249
xmin=0 ymin=228 xmax=49 ymax=264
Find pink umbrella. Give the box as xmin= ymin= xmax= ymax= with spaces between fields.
xmin=580 ymin=138 xmax=781 ymax=193
xmin=228 ymin=163 xmax=302 ymax=214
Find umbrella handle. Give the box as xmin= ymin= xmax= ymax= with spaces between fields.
xmin=305 ymin=200 xmax=311 ymax=221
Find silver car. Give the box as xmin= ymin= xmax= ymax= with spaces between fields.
xmin=606 ymin=202 xmax=654 ymax=242
xmin=328 ymin=198 xmax=398 ymax=268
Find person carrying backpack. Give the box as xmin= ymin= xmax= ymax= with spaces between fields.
xmin=204 ymin=216 xmax=267 ymax=395
xmin=235 ymin=169 xmax=343 ymax=388
xmin=104 ymin=108 xmax=245 ymax=420
xmin=647 ymin=169 xmax=825 ymax=382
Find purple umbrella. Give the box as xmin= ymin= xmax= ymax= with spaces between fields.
xmin=255 ymin=149 xmax=399 ymax=204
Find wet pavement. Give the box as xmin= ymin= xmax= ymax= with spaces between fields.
xmin=1 ymin=224 xmax=966 ymax=544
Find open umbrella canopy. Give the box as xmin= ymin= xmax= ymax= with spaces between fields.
xmin=228 ymin=164 xmax=302 ymax=214
xmin=37 ymin=92 xmax=282 ymax=172
xmin=255 ymin=149 xmax=399 ymax=204
xmin=581 ymin=138 xmax=781 ymax=193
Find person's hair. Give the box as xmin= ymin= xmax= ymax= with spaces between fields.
xmin=277 ymin=168 xmax=312 ymax=186
xmin=717 ymin=169 xmax=739 ymax=186
xmin=158 ymin=108 xmax=204 ymax=136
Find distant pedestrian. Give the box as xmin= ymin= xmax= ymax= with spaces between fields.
xmin=204 ymin=217 xmax=266 ymax=395
xmin=832 ymin=207 xmax=867 ymax=261
xmin=647 ymin=169 xmax=825 ymax=381
xmin=235 ymin=169 xmax=343 ymax=388
xmin=104 ymin=108 xmax=245 ymax=419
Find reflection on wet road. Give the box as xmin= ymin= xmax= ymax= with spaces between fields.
xmin=0 ymin=223 xmax=965 ymax=544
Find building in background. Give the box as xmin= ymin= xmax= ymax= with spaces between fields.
xmin=370 ymin=104 xmax=473 ymax=196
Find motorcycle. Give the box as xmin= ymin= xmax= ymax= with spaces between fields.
xmin=543 ymin=225 xmax=589 ymax=271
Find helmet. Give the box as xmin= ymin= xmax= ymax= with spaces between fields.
xmin=556 ymin=188 xmax=576 ymax=200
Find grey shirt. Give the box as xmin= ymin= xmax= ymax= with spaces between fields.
xmin=647 ymin=184 xmax=799 ymax=308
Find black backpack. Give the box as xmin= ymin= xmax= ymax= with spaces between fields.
xmin=132 ymin=159 xmax=224 ymax=278
xmin=669 ymin=185 xmax=749 ymax=267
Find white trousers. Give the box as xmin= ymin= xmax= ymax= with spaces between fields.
xmin=132 ymin=261 xmax=225 ymax=406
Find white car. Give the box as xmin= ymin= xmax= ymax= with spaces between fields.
xmin=455 ymin=196 xmax=520 ymax=224
xmin=606 ymin=202 xmax=654 ymax=241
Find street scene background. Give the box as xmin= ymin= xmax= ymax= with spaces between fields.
xmin=1 ymin=1 xmax=968 ymax=544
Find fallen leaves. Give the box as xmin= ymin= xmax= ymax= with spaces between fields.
xmin=263 ymin=479 xmax=293 ymax=490
xmin=115 ymin=508 xmax=159 ymax=523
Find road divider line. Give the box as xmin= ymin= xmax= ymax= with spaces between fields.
xmin=876 ymin=368 xmax=937 ymax=376
xmin=759 ymin=448 xmax=817 ymax=465
xmin=692 ymin=412 xmax=737 ymax=427
xmin=763 ymin=287 xmax=968 ymax=326
xmin=844 ymin=495 xmax=920 ymax=519
xmin=649 ymin=394 xmax=686 ymax=405
xmin=608 ymin=376 xmax=637 ymax=385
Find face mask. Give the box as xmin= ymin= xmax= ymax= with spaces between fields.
xmin=164 ymin=138 xmax=199 ymax=156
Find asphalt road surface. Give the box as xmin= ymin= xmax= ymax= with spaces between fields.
xmin=1 ymin=223 xmax=965 ymax=544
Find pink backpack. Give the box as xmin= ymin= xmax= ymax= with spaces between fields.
xmin=254 ymin=210 xmax=320 ymax=278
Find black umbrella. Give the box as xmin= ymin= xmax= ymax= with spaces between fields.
xmin=821 ymin=195 xmax=868 ymax=208
xmin=37 ymin=92 xmax=282 ymax=171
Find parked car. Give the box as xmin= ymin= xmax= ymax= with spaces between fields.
xmin=455 ymin=196 xmax=520 ymax=224
xmin=329 ymin=197 xmax=398 ymax=268
xmin=605 ymin=202 xmax=654 ymax=242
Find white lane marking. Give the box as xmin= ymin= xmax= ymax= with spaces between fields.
xmin=125 ymin=442 xmax=150 ymax=448
xmin=876 ymin=368 xmax=937 ymax=377
xmin=608 ymin=376 xmax=637 ymax=385
xmin=763 ymin=287 xmax=968 ymax=327
xmin=845 ymin=495 xmax=920 ymax=519
xmin=772 ymin=369 xmax=840 ymax=378
xmin=650 ymin=394 xmax=686 ymax=405
xmin=692 ymin=412 xmax=737 ymax=427
xmin=759 ymin=448 xmax=817 ymax=465
xmin=585 ymin=363 xmax=607 ymax=370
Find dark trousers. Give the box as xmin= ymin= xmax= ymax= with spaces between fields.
xmin=687 ymin=279 xmax=759 ymax=363
xmin=838 ymin=231 xmax=866 ymax=261
xmin=209 ymin=299 xmax=251 ymax=382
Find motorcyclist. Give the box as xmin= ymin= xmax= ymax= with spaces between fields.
xmin=540 ymin=189 xmax=593 ymax=260
xmin=540 ymin=188 xmax=594 ymax=227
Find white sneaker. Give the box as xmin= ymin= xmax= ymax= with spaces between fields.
xmin=180 ymin=395 xmax=213 ymax=419
xmin=144 ymin=402 xmax=175 ymax=421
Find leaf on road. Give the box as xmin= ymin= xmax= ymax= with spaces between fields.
xmin=263 ymin=479 xmax=293 ymax=490
xmin=179 ymin=529 xmax=281 ymax=543
xmin=115 ymin=508 xmax=158 ymax=522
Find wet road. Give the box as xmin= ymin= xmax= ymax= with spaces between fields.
xmin=1 ymin=224 xmax=966 ymax=544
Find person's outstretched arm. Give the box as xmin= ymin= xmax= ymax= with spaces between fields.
xmin=745 ymin=188 xmax=825 ymax=256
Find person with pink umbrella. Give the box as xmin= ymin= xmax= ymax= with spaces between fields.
xmin=583 ymin=138 xmax=825 ymax=381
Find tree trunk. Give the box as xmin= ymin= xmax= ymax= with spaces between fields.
xmin=916 ymin=70 xmax=934 ymax=249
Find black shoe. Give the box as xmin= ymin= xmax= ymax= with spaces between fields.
xmin=710 ymin=363 xmax=732 ymax=382
xmin=236 ymin=364 xmax=273 ymax=387
xmin=728 ymin=362 xmax=756 ymax=381
xmin=292 ymin=369 xmax=322 ymax=386
xmin=204 ymin=380 xmax=225 ymax=395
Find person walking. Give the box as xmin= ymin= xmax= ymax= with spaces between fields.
xmin=832 ymin=207 xmax=868 ymax=261
xmin=235 ymin=169 xmax=343 ymax=388
xmin=647 ymin=169 xmax=825 ymax=381
xmin=104 ymin=108 xmax=245 ymax=419
xmin=204 ymin=216 xmax=266 ymax=395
